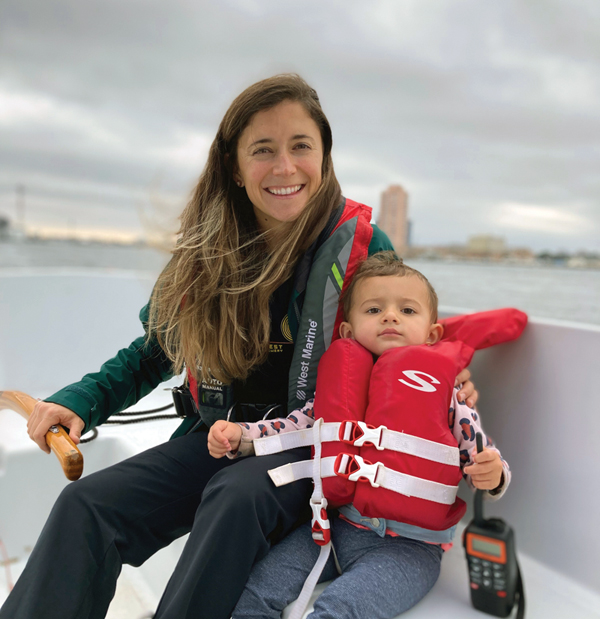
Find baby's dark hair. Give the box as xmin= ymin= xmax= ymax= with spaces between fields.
xmin=340 ymin=251 xmax=439 ymax=322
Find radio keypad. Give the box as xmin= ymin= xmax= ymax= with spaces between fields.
xmin=468 ymin=557 xmax=507 ymax=592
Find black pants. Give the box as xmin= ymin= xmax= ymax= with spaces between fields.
xmin=0 ymin=431 xmax=312 ymax=619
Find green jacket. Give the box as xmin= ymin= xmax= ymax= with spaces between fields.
xmin=45 ymin=224 xmax=393 ymax=437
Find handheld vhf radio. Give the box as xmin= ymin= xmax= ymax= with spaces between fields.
xmin=463 ymin=433 xmax=525 ymax=618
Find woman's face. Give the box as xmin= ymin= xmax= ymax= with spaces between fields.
xmin=234 ymin=100 xmax=323 ymax=232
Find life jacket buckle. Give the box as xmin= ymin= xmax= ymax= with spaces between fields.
xmin=338 ymin=420 xmax=386 ymax=450
xmin=310 ymin=496 xmax=331 ymax=546
xmin=334 ymin=453 xmax=383 ymax=488
xmin=353 ymin=421 xmax=387 ymax=450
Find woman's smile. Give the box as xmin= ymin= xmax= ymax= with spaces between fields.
xmin=265 ymin=184 xmax=305 ymax=196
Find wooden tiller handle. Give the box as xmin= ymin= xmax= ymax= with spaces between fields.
xmin=0 ymin=390 xmax=83 ymax=481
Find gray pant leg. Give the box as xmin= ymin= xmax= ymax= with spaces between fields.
xmin=308 ymin=519 xmax=443 ymax=619
xmin=232 ymin=522 xmax=339 ymax=619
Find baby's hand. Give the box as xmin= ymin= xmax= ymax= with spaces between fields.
xmin=463 ymin=448 xmax=503 ymax=491
xmin=207 ymin=420 xmax=242 ymax=458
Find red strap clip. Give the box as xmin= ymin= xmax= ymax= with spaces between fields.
xmin=310 ymin=497 xmax=330 ymax=546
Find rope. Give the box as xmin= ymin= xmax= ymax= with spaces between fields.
xmin=110 ymin=404 xmax=175 ymax=416
xmin=105 ymin=414 xmax=178 ymax=425
xmin=79 ymin=428 xmax=98 ymax=444
xmin=79 ymin=403 xmax=177 ymax=443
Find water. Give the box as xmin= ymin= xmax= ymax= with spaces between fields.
xmin=1 ymin=240 xmax=599 ymax=326
xmin=407 ymin=259 xmax=600 ymax=327
xmin=0 ymin=238 xmax=170 ymax=272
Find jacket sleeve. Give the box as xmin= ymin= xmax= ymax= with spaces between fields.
xmin=44 ymin=303 xmax=174 ymax=433
xmin=451 ymin=388 xmax=511 ymax=501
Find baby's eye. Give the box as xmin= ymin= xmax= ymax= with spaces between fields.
xmin=402 ymin=308 xmax=416 ymax=315
xmin=366 ymin=307 xmax=381 ymax=314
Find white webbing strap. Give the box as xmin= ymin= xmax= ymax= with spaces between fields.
xmin=287 ymin=541 xmax=332 ymax=619
xmin=286 ymin=419 xmax=334 ymax=619
xmin=254 ymin=422 xmax=341 ymax=456
xmin=254 ymin=427 xmax=313 ymax=455
xmin=312 ymin=419 xmax=324 ymax=504
xmin=269 ymin=455 xmax=458 ymax=505
xmin=267 ymin=456 xmax=337 ymax=487
xmin=380 ymin=430 xmax=459 ymax=466
xmin=376 ymin=466 xmax=458 ymax=505
xmin=308 ymin=420 xmax=330 ymax=546
xmin=255 ymin=420 xmax=458 ymax=467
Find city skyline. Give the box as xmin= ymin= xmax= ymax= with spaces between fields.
xmin=1 ymin=181 xmax=597 ymax=259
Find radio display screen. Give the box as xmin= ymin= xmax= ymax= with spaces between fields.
xmin=471 ymin=537 xmax=502 ymax=557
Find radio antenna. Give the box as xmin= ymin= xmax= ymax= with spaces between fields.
xmin=473 ymin=432 xmax=485 ymax=526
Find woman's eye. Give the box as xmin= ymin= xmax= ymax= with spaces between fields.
xmin=253 ymin=147 xmax=271 ymax=155
xmin=294 ymin=142 xmax=310 ymax=150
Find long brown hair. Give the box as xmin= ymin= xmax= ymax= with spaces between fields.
xmin=149 ymin=74 xmax=342 ymax=383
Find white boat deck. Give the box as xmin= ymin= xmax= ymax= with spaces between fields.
xmin=1 ymin=270 xmax=599 ymax=618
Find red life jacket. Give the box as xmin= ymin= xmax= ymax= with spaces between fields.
xmin=258 ymin=307 xmax=526 ymax=619
xmin=316 ymin=338 xmax=470 ymax=531
xmin=260 ymin=308 xmax=527 ymax=535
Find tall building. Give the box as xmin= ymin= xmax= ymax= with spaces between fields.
xmin=377 ymin=185 xmax=408 ymax=255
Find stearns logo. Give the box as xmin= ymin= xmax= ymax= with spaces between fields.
xmin=398 ymin=370 xmax=440 ymax=393
xmin=280 ymin=314 xmax=293 ymax=343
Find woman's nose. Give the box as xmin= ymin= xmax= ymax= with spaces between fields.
xmin=273 ymin=151 xmax=296 ymax=176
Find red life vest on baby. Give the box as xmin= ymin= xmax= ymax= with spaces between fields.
xmin=316 ymin=338 xmax=467 ymax=531
xmin=260 ymin=308 xmax=527 ymax=535
xmin=258 ymin=307 xmax=526 ymax=619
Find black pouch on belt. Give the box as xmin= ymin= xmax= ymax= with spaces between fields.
xmin=171 ymin=385 xmax=199 ymax=419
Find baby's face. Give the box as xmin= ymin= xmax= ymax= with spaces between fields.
xmin=340 ymin=275 xmax=441 ymax=356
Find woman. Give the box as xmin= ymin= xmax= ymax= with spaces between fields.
xmin=0 ymin=74 xmax=477 ymax=619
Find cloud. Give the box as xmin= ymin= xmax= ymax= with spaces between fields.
xmin=0 ymin=87 xmax=129 ymax=152
xmin=0 ymin=91 xmax=55 ymax=124
xmin=160 ymin=130 xmax=211 ymax=169
xmin=1 ymin=0 xmax=600 ymax=251
xmin=492 ymin=202 xmax=592 ymax=235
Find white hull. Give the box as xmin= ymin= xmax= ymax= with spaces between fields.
xmin=1 ymin=270 xmax=599 ymax=618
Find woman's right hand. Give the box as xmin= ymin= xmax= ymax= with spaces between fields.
xmin=27 ymin=401 xmax=85 ymax=454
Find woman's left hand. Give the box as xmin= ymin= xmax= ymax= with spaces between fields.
xmin=455 ymin=368 xmax=478 ymax=408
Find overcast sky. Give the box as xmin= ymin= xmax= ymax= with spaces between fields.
xmin=1 ymin=0 xmax=599 ymax=252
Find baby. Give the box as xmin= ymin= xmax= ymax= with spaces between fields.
xmin=209 ymin=251 xmax=510 ymax=619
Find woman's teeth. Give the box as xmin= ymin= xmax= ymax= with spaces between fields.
xmin=267 ymin=185 xmax=302 ymax=195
